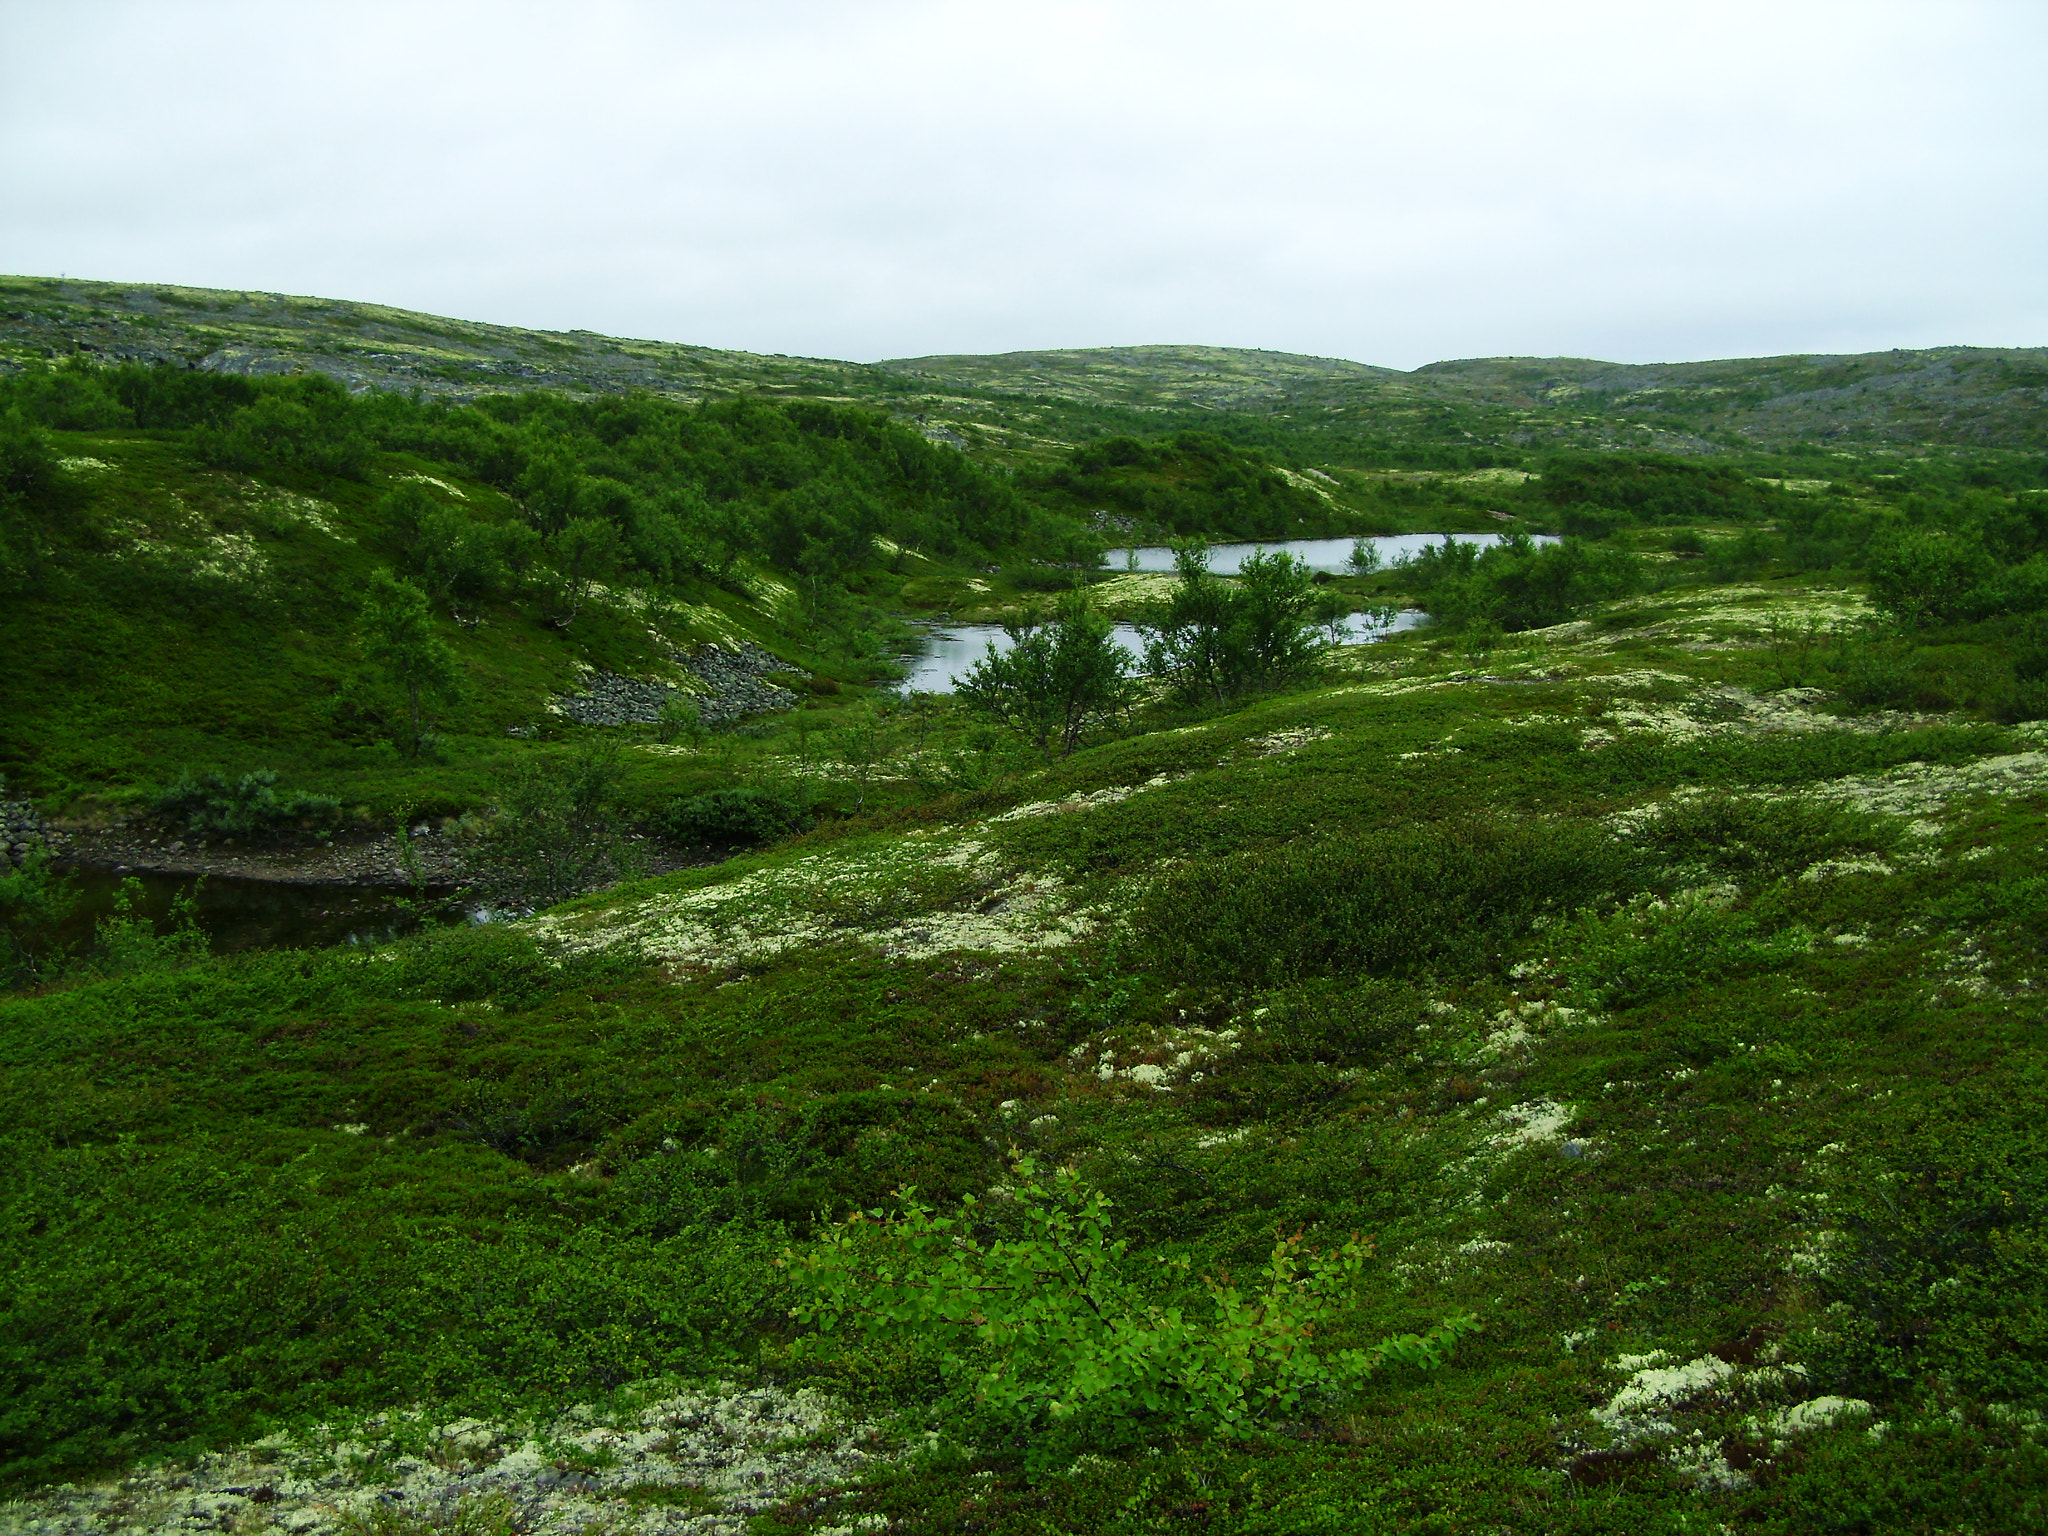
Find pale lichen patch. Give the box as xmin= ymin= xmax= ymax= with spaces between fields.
xmin=0 ymin=1384 xmax=884 ymax=1536
xmin=992 ymin=773 xmax=1177 ymax=822
xmin=398 ymin=472 xmax=469 ymax=500
xmin=528 ymin=833 xmax=1098 ymax=969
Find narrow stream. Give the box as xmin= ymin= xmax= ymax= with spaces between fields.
xmin=49 ymin=864 xmax=476 ymax=956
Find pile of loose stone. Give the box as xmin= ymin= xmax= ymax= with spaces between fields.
xmin=4 ymin=1383 xmax=891 ymax=1536
xmin=2 ymin=796 xmax=49 ymax=868
xmin=553 ymin=644 xmax=800 ymax=730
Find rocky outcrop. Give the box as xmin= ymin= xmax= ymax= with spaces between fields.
xmin=553 ymin=644 xmax=799 ymax=729
xmin=1 ymin=798 xmax=49 ymax=868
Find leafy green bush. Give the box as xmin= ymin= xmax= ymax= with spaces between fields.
xmin=153 ymin=768 xmax=342 ymax=837
xmin=651 ymin=695 xmax=704 ymax=747
xmin=1865 ymin=529 xmax=2002 ymax=628
xmin=474 ymin=741 xmax=644 ymax=905
xmin=76 ymin=877 xmax=211 ymax=980
xmin=1560 ymin=890 xmax=1814 ymax=1008
xmin=193 ymin=379 xmax=372 ymax=483
xmin=1559 ymin=502 xmax=1632 ymax=539
xmin=1865 ymin=527 xmax=2048 ymax=629
xmin=1135 ymin=544 xmax=1325 ymax=702
xmin=653 ymin=787 xmax=812 ymax=848
xmin=1634 ymin=793 xmax=1902 ymax=882
xmin=365 ymin=920 xmax=640 ymax=1010
xmin=1001 ymin=563 xmax=1081 ymax=593
xmin=352 ymin=571 xmax=465 ymax=760
xmin=957 ymin=591 xmax=1135 ymax=756
xmin=1132 ymin=816 xmax=1633 ymax=988
xmin=0 ymin=360 xmax=129 ymax=431
xmin=1394 ymin=533 xmax=1643 ymax=632
xmin=785 ymin=1160 xmax=1476 ymax=1465
xmin=1525 ymin=452 xmax=1775 ymax=524
xmin=0 ymin=847 xmax=75 ymax=989
xmin=0 ymin=1133 xmax=785 ymax=1486
xmin=0 ymin=411 xmax=90 ymax=586
xmin=1811 ymin=1120 xmax=2048 ymax=1406
xmin=1022 ymin=431 xmax=1323 ymax=542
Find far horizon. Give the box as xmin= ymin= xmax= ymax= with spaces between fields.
xmin=7 ymin=271 xmax=2041 ymax=380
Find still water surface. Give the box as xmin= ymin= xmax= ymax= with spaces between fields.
xmin=900 ymin=532 xmax=1544 ymax=693
xmin=901 ymin=611 xmax=1429 ymax=693
xmin=51 ymin=864 xmax=474 ymax=955
xmin=1102 ymin=530 xmax=1537 ymax=575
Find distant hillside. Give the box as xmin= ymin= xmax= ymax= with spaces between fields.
xmin=0 ymin=274 xmax=874 ymax=404
xmin=887 ymin=342 xmax=2048 ymax=457
xmin=4 ymin=274 xmax=2045 ymax=461
xmin=880 ymin=344 xmax=1400 ymax=412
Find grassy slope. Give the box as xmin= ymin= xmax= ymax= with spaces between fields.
xmin=5 ymin=580 xmax=2047 ymax=1530
xmin=0 ymin=427 xmax=830 ymax=811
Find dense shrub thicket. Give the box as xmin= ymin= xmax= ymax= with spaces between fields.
xmin=1132 ymin=816 xmax=1635 ymax=988
xmin=1391 ymin=533 xmax=1644 ymax=633
xmin=0 ymin=361 xmax=1082 ymax=603
xmin=1527 ymin=452 xmax=1779 ymax=534
xmin=1022 ymin=430 xmax=1326 ymax=541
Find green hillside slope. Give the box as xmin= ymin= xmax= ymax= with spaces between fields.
xmin=6 ymin=278 xmax=2048 ymax=1533
xmin=6 ymin=587 xmax=2048 ymax=1530
xmin=0 ymin=363 xmax=1077 ymax=810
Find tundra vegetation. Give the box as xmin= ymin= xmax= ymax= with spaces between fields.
xmin=2 ymin=301 xmax=2048 ymax=1532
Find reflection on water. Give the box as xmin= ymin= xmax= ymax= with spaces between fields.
xmin=50 ymin=864 xmax=477 ymax=956
xmin=901 ymin=610 xmax=1429 ymax=694
xmin=1102 ymin=530 xmax=1552 ymax=575
xmin=899 ymin=532 xmax=1557 ymax=693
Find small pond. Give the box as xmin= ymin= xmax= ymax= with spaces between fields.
xmin=900 ymin=532 xmax=1546 ymax=693
xmin=50 ymin=864 xmax=481 ymax=956
xmin=1101 ymin=530 xmax=1550 ymax=576
xmin=900 ymin=610 xmax=1430 ymax=694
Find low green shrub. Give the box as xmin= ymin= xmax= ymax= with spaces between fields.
xmin=0 ymin=847 xmax=74 ymax=988
xmin=1131 ymin=816 xmax=1633 ymax=987
xmin=1394 ymin=533 xmax=1644 ymax=632
xmin=1635 ymin=793 xmax=1903 ymax=882
xmin=470 ymin=742 xmax=644 ymax=906
xmin=1560 ymin=890 xmax=1815 ymax=1008
xmin=0 ymin=1134 xmax=787 ymax=1486
xmin=785 ymin=1159 xmax=1476 ymax=1467
xmin=957 ymin=591 xmax=1136 ymax=757
xmin=153 ymin=769 xmax=342 ymax=838
xmin=653 ymin=788 xmax=813 ymax=848
xmin=1812 ymin=1118 xmax=2048 ymax=1407
xmin=1001 ymin=563 xmax=1080 ymax=593
xmin=1135 ymin=545 xmax=1325 ymax=703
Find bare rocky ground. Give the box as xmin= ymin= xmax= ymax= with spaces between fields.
xmin=0 ymin=1384 xmax=892 ymax=1536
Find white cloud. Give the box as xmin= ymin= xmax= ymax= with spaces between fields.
xmin=1 ymin=0 xmax=2043 ymax=367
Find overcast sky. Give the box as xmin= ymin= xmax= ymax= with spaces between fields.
xmin=3 ymin=0 xmax=2044 ymax=369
